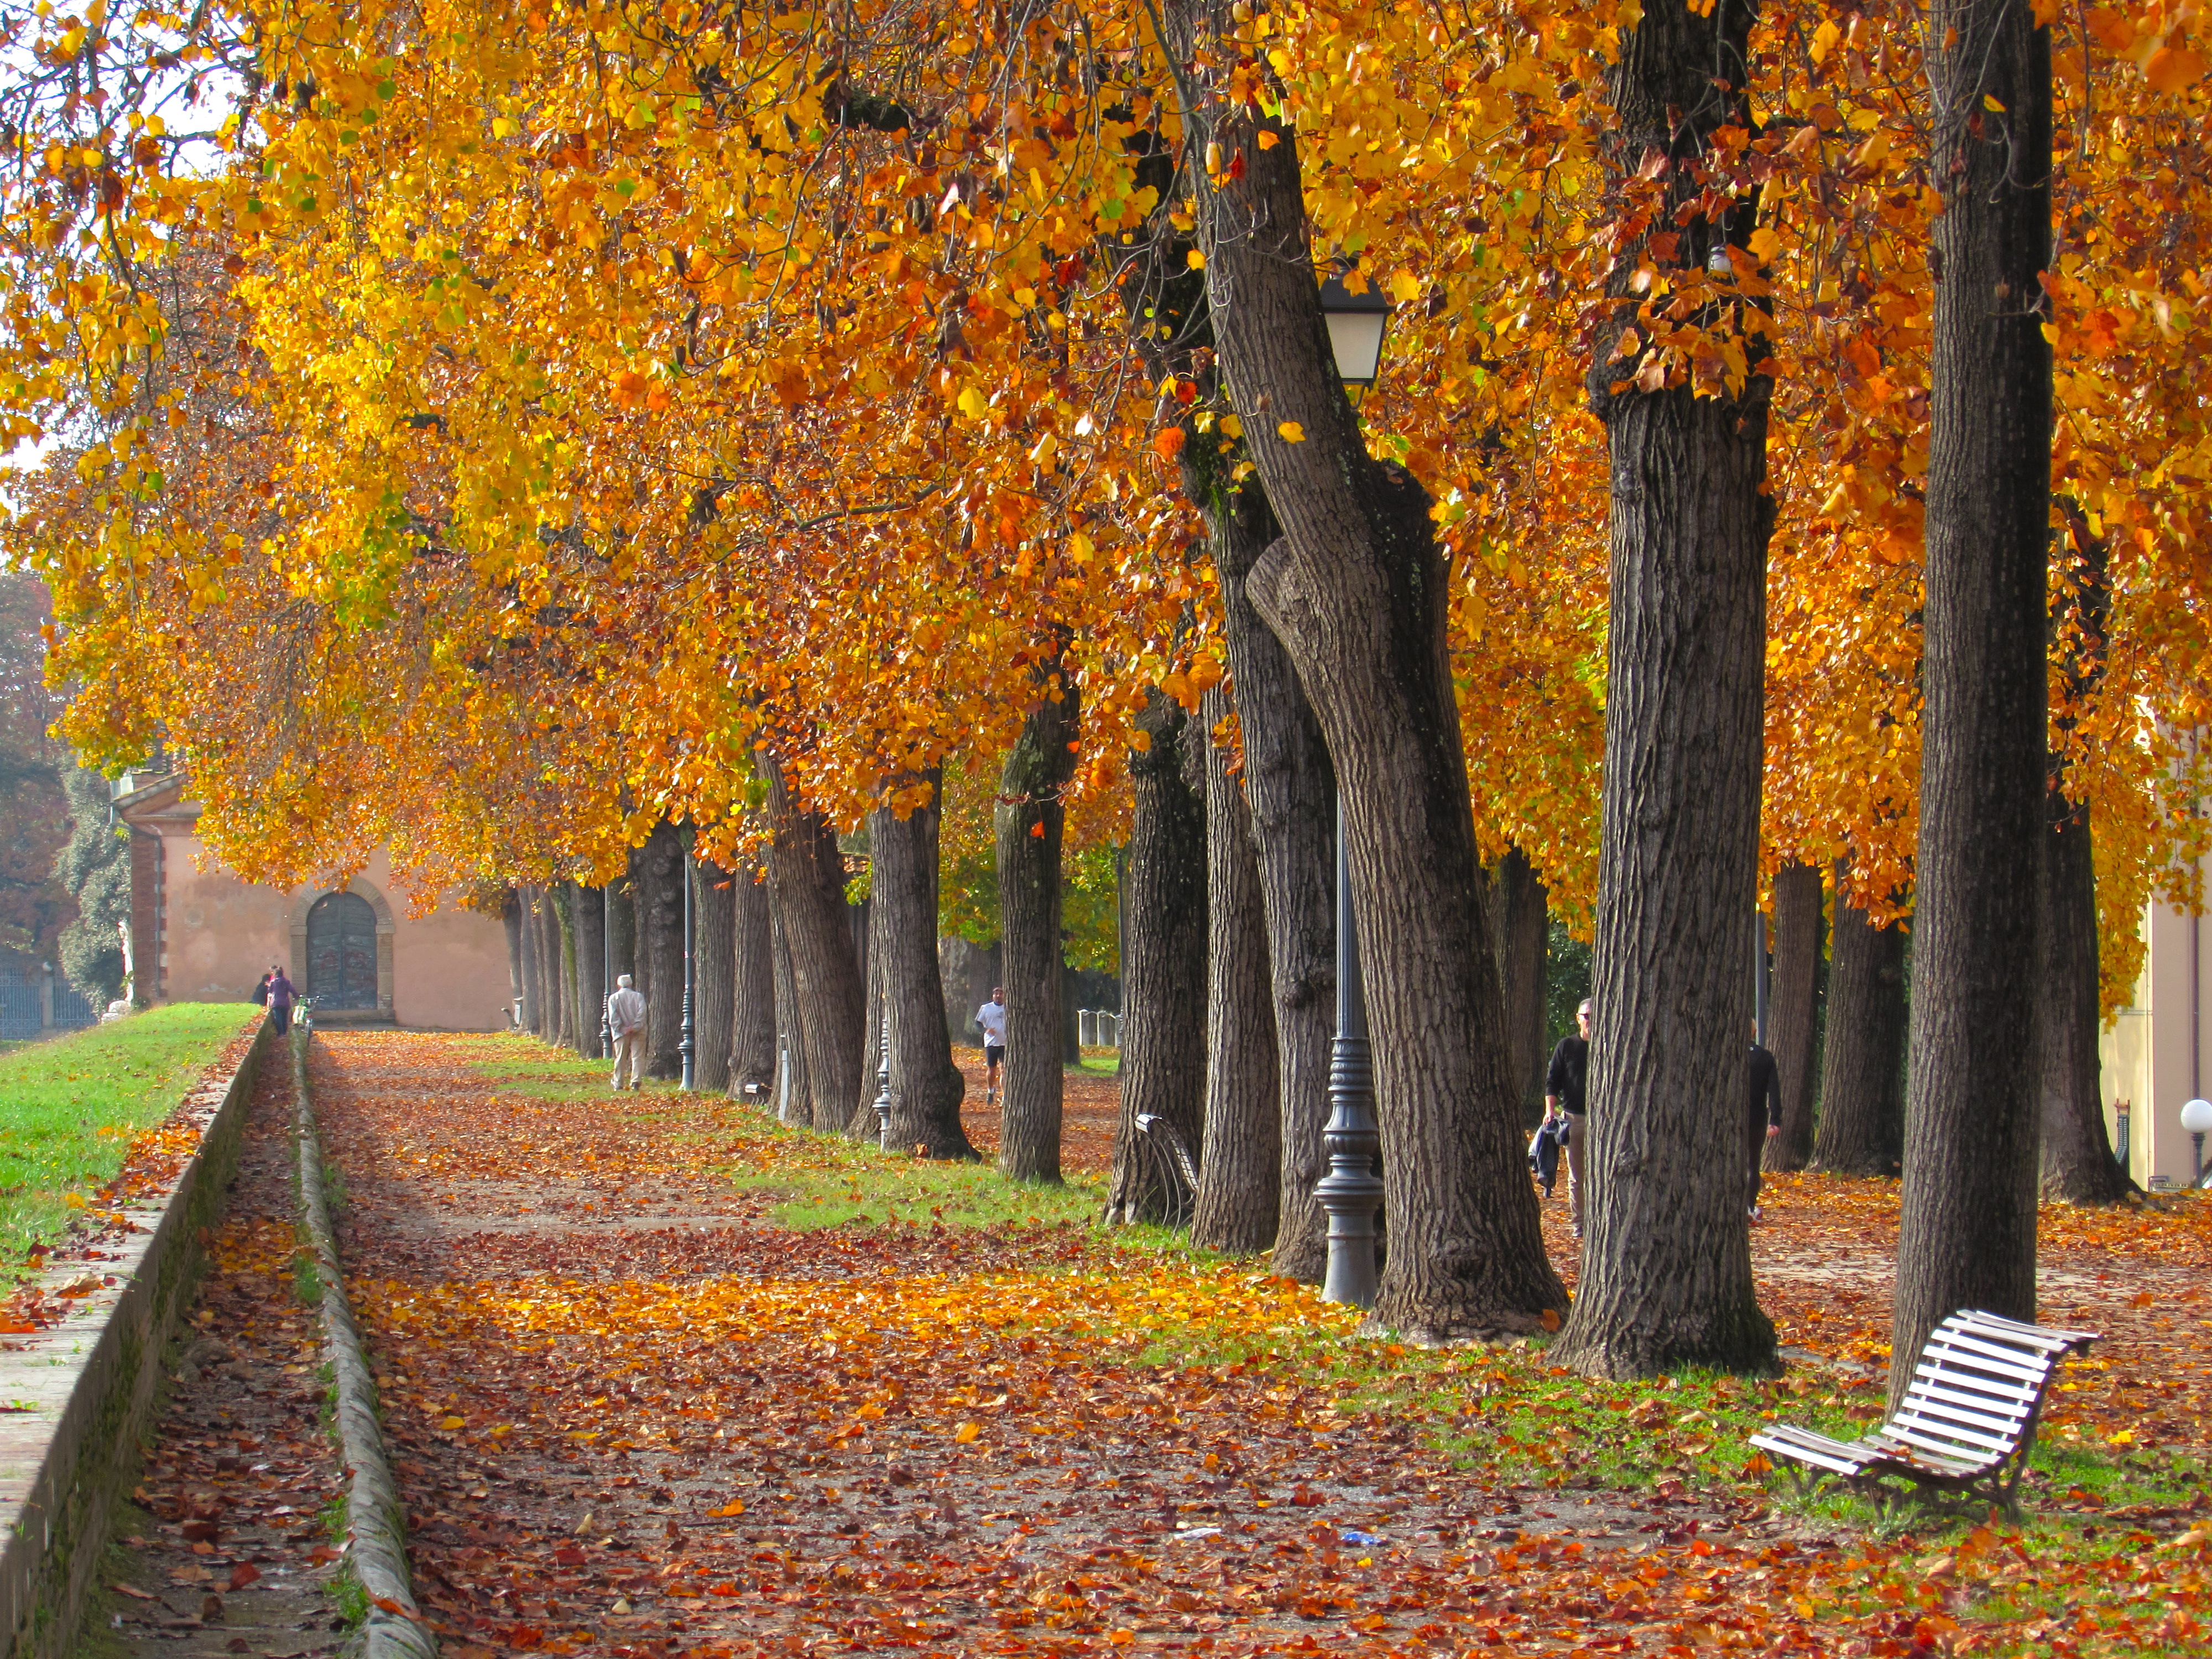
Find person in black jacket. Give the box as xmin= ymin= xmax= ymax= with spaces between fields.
xmin=1747 ymin=1034 xmax=1783 ymax=1219
xmin=1544 ymin=998 xmax=1592 ymax=1238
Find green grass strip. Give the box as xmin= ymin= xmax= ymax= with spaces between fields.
xmin=0 ymin=1003 xmax=255 ymax=1267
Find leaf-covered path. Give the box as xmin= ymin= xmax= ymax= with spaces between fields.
xmin=308 ymin=1032 xmax=2209 ymax=1658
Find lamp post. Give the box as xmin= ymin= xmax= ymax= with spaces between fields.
xmin=2183 ymin=1097 xmax=2212 ymax=1187
xmin=872 ymin=1013 xmax=894 ymax=1151
xmin=1310 ymin=271 xmax=1392 ymax=1310
xmin=1316 ymin=795 xmax=1384 ymax=1307
xmin=679 ymin=852 xmax=697 ymax=1091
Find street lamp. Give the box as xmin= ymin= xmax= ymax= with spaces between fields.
xmin=2183 ymin=1097 xmax=2212 ymax=1187
xmin=873 ymin=1013 xmax=894 ymax=1151
xmin=1310 ymin=270 xmax=1393 ymax=1311
xmin=1318 ymin=273 xmax=1391 ymax=392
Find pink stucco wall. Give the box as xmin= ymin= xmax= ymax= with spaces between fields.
xmin=160 ymin=843 xmax=515 ymax=1030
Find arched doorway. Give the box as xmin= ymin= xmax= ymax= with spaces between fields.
xmin=306 ymin=892 xmax=380 ymax=1010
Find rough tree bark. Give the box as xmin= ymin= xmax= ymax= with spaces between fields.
xmin=1892 ymin=0 xmax=2052 ymax=1409
xmin=731 ymin=850 xmax=778 ymax=1101
xmin=635 ymin=823 xmax=686 ymax=1079
xmin=1765 ymin=863 xmax=1825 ymax=1171
xmin=501 ymin=890 xmax=523 ymax=1029
xmin=769 ymin=896 xmax=810 ymax=1120
xmin=1494 ymin=849 xmax=1551 ymax=1129
xmin=994 ymin=656 xmax=1082 ymax=1182
xmin=2041 ymin=796 xmax=2130 ymax=1200
xmin=1161 ymin=0 xmax=1564 ymax=1334
xmin=535 ymin=886 xmax=565 ymax=1047
xmin=1175 ymin=437 xmax=1335 ymax=1281
xmin=1192 ymin=685 xmax=1281 ymax=1254
xmin=1813 ymin=879 xmax=1907 ymax=1176
xmin=692 ymin=860 xmax=737 ymax=1093
xmin=607 ymin=874 xmax=635 ymax=985
xmin=764 ymin=757 xmax=865 ymax=1131
xmin=517 ymin=885 xmax=541 ymax=1037
xmin=575 ymin=885 xmax=607 ymax=1061
xmin=1553 ymin=0 xmax=1778 ymax=1379
xmin=2040 ymin=526 xmax=2131 ymax=1203
xmin=1108 ymin=693 xmax=1208 ymax=1224
xmin=874 ymin=774 xmax=974 ymax=1159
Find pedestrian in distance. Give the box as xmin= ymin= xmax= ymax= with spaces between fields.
xmin=1545 ymin=997 xmax=1593 ymax=1238
xmin=607 ymin=973 xmax=648 ymax=1092
xmin=251 ymin=971 xmax=272 ymax=1007
xmin=265 ymin=965 xmax=296 ymax=1035
xmin=1747 ymin=1028 xmax=1783 ymax=1219
xmin=977 ymin=986 xmax=1009 ymax=1106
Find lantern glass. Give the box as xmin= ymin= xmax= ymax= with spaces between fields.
xmin=2182 ymin=1097 xmax=2212 ymax=1134
xmin=1318 ymin=274 xmax=1391 ymax=387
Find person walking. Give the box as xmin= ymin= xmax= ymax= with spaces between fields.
xmin=1746 ymin=1030 xmax=1783 ymax=1219
xmin=265 ymin=965 xmax=296 ymax=1035
xmin=607 ymin=974 xmax=648 ymax=1092
xmin=1544 ymin=998 xmax=1593 ymax=1237
xmin=975 ymin=987 xmax=1008 ymax=1105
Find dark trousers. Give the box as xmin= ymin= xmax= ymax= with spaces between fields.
xmin=272 ymin=1004 xmax=292 ymax=1035
xmin=1746 ymin=1113 xmax=1766 ymax=1212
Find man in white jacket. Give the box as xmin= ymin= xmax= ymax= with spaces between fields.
xmin=607 ymin=974 xmax=648 ymax=1092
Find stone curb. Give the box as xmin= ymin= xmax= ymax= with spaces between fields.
xmin=289 ymin=1033 xmax=438 ymax=1659
xmin=0 ymin=1013 xmax=273 ymax=1659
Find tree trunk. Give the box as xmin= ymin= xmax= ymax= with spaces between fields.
xmin=994 ymin=659 xmax=1082 ymax=1182
xmin=1553 ymin=0 xmax=1778 ymax=1379
xmin=2039 ymin=791 xmax=2130 ymax=1201
xmin=1765 ymin=863 xmax=1825 ymax=1171
xmin=1892 ymin=0 xmax=2052 ymax=1410
xmin=875 ymin=774 xmax=974 ymax=1159
xmin=1496 ymin=849 xmax=1551 ymax=1130
xmin=847 ymin=903 xmax=888 ymax=1139
xmin=607 ymin=873 xmax=636 ymax=985
xmin=1108 ymin=693 xmax=1209 ymax=1224
xmin=1813 ymin=879 xmax=1907 ymax=1176
xmin=575 ymin=885 xmax=607 ymax=1061
xmin=517 ymin=885 xmax=541 ymax=1037
xmin=502 ymin=890 xmax=523 ymax=1029
xmin=1192 ymin=686 xmax=1281 ymax=1254
xmin=769 ymin=893 xmax=811 ymax=1121
xmin=636 ymin=823 xmax=687 ymax=1079
xmin=553 ymin=883 xmax=580 ymax=1055
xmin=1177 ymin=424 xmax=1337 ymax=1282
xmin=731 ymin=851 xmax=778 ymax=1101
xmin=692 ymin=860 xmax=737 ymax=1093
xmin=764 ymin=757 xmax=865 ymax=1130
xmin=535 ymin=886 xmax=563 ymax=1045
xmin=1162 ymin=0 xmax=1564 ymax=1335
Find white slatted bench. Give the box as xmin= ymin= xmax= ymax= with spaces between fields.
xmin=1751 ymin=1310 xmax=2096 ymax=1516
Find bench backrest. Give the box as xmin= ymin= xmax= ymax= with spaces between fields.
xmin=1884 ymin=1310 xmax=2097 ymax=1470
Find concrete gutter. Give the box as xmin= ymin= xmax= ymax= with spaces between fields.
xmin=0 ymin=1013 xmax=272 ymax=1659
xmin=289 ymin=1032 xmax=437 ymax=1659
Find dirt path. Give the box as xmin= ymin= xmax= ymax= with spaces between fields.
xmin=82 ymin=1046 xmax=348 ymax=1659
xmin=307 ymin=1032 xmax=1793 ymax=1658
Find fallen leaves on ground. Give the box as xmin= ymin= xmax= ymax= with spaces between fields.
xmin=309 ymin=1032 xmax=2208 ymax=1657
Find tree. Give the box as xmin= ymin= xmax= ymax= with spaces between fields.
xmin=994 ymin=665 xmax=1082 ymax=1182
xmin=575 ymin=885 xmax=607 ymax=1062
xmin=691 ymin=864 xmax=737 ymax=1092
xmin=731 ymin=852 xmax=778 ymax=1102
xmin=637 ymin=826 xmax=687 ymax=1078
xmin=1162 ymin=0 xmax=1566 ymax=1338
xmin=1492 ymin=850 xmax=1551 ymax=1129
xmin=1765 ymin=863 xmax=1825 ymax=1171
xmin=1554 ymin=0 xmax=1778 ymax=1379
xmin=1891 ymin=0 xmax=2054 ymax=1407
xmin=873 ymin=775 xmax=974 ymax=1159
xmin=1813 ymin=878 xmax=1907 ymax=1176
xmin=1192 ymin=684 xmax=1281 ymax=1254
xmin=53 ymin=764 xmax=128 ymax=1004
xmin=1107 ymin=693 xmax=1207 ymax=1224
xmin=765 ymin=760 xmax=865 ymax=1130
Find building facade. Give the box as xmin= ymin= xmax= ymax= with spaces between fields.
xmin=113 ymin=772 xmax=515 ymax=1030
xmin=2100 ymin=873 xmax=2212 ymax=1191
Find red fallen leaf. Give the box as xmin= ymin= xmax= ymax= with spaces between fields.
xmin=181 ymin=1521 xmax=221 ymax=1542
xmin=708 ymin=1582 xmax=741 ymax=1597
xmin=111 ymin=1584 xmax=158 ymax=1601
xmin=0 ymin=1320 xmax=38 ymax=1334
xmin=305 ymin=1546 xmax=341 ymax=1564
xmin=552 ymin=1546 xmax=587 ymax=1567
xmin=227 ymin=1564 xmax=260 ymax=1591
xmin=369 ymin=1595 xmax=427 ymax=1624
